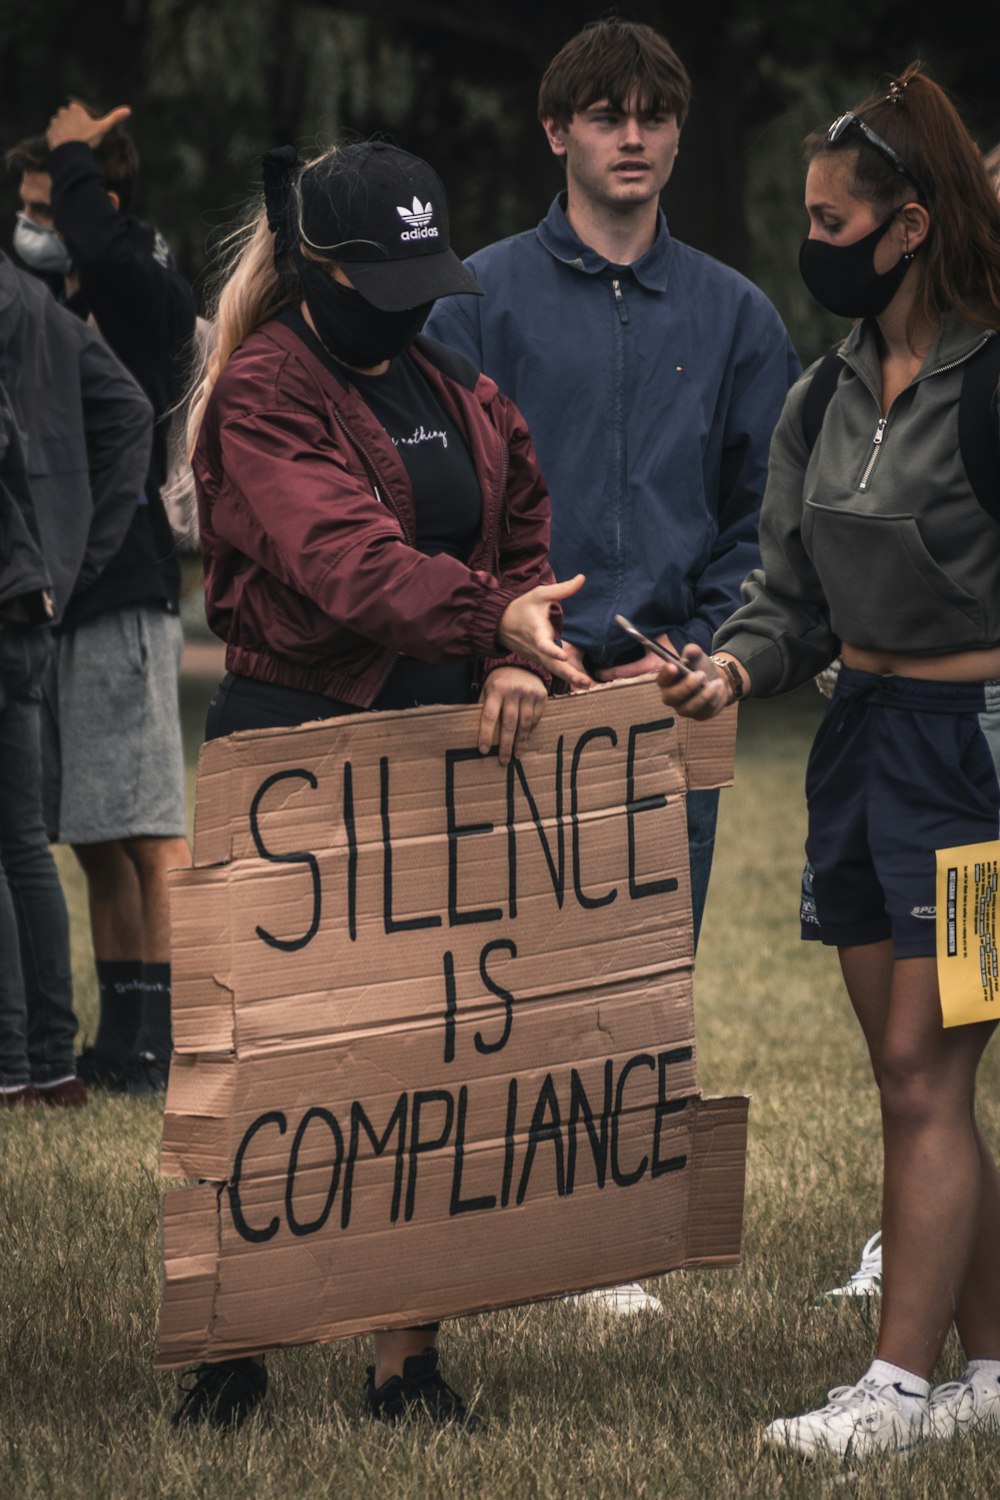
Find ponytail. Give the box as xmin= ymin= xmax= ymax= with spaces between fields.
xmin=185 ymin=211 xmax=297 ymax=456
xmin=185 ymin=146 xmax=303 ymax=456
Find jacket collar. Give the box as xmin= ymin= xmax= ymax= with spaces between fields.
xmin=841 ymin=309 xmax=996 ymax=386
xmin=536 ymin=193 xmax=674 ymax=292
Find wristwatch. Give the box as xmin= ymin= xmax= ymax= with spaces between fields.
xmin=710 ymin=654 xmax=745 ymax=703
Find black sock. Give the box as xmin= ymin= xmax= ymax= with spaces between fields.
xmin=134 ymin=962 xmax=173 ymax=1066
xmin=93 ymin=960 xmax=144 ymax=1062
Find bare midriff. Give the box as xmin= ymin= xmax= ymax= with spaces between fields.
xmin=841 ymin=642 xmax=1000 ymax=682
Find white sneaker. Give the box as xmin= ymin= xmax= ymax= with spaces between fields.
xmin=568 ymin=1283 xmax=663 ymax=1315
xmin=763 ymin=1376 xmax=927 ymax=1458
xmin=821 ymin=1231 xmax=882 ymax=1300
xmin=927 ymin=1367 xmax=1000 ymax=1439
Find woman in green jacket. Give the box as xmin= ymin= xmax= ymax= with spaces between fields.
xmin=658 ymin=62 xmax=1000 ymax=1459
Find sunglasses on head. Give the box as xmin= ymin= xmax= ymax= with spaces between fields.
xmin=827 ymin=112 xmax=929 ymax=202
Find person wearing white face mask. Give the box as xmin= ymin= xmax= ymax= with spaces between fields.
xmin=12 ymin=211 xmax=73 ymax=278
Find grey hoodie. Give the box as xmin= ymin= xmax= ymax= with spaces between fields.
xmin=715 ymin=313 xmax=1000 ymax=695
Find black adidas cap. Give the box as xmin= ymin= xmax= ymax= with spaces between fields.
xmin=297 ymin=142 xmax=483 ymax=312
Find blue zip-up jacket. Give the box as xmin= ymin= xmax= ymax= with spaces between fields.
xmin=426 ymin=195 xmax=800 ymax=665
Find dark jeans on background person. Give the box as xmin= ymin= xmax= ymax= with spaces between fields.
xmin=687 ymin=787 xmax=720 ymax=953
xmin=0 ymin=626 xmax=77 ymax=1086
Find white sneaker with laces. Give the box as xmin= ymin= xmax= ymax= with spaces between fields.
xmin=927 ymin=1368 xmax=1000 ymax=1439
xmin=822 ymin=1230 xmax=882 ymax=1300
xmin=763 ymin=1376 xmax=927 ymax=1458
xmin=568 ymin=1283 xmax=663 ymax=1315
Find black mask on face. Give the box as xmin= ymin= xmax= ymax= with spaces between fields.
xmin=798 ymin=211 xmax=911 ymax=319
xmin=296 ymin=250 xmax=432 ymax=367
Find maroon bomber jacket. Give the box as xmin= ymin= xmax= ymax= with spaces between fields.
xmin=193 ymin=318 xmax=557 ymax=705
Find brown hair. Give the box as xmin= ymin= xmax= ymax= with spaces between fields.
xmin=985 ymin=141 xmax=1000 ymax=193
xmin=804 ymin=61 xmax=1000 ymax=337
xmin=5 ymin=104 xmax=140 ymax=212
xmin=538 ymin=19 xmax=690 ymax=130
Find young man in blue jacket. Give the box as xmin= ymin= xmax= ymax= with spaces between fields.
xmin=426 ymin=19 xmax=799 ymax=947
xmin=426 ymin=17 xmax=799 ymax=1314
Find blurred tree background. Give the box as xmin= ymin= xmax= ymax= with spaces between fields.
xmin=1 ymin=0 xmax=997 ymax=362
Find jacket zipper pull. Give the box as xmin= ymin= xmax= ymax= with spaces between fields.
xmin=612 ymin=277 xmax=629 ymax=325
xmin=859 ymin=417 xmax=887 ymax=491
xmin=373 ymin=483 xmax=383 ymax=504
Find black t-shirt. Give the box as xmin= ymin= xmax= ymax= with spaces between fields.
xmin=271 ymin=309 xmax=487 ymax=710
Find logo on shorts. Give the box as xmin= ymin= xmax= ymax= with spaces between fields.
xmin=910 ymin=905 xmax=937 ymax=919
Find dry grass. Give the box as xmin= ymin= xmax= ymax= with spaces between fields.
xmin=2 ymin=675 xmax=999 ymax=1497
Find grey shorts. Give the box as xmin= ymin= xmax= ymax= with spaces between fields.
xmin=41 ymin=605 xmax=186 ymax=844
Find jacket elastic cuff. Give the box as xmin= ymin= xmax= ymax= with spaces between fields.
xmin=479 ymin=653 xmax=554 ymax=694
xmin=471 ymin=584 xmax=517 ymax=656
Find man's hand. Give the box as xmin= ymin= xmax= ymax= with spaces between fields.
xmin=477 ymin=667 xmax=548 ymax=766
xmin=47 ymin=101 xmax=131 ymax=152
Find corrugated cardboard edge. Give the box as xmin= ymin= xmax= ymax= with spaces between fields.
xmin=156 ymin=1184 xmax=220 ymax=1369
xmin=680 ymin=1094 xmax=749 ymax=1267
xmin=683 ymin=706 xmax=737 ymax=792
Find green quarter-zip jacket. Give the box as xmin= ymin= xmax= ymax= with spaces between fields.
xmin=715 ymin=313 xmax=1000 ymax=695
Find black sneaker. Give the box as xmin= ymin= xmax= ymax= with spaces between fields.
xmin=108 ymin=1051 xmax=169 ymax=1097
xmin=77 ymin=1045 xmax=127 ymax=1089
xmin=364 ymin=1348 xmax=482 ymax=1429
xmin=171 ymin=1357 xmax=267 ymax=1429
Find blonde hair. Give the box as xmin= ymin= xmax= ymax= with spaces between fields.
xmin=185 ymin=202 xmax=299 ymax=455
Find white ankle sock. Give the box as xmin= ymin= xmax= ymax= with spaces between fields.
xmin=864 ymin=1359 xmax=930 ymax=1402
xmin=965 ymin=1358 xmax=1000 ymax=1383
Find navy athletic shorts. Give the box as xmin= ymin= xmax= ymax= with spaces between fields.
xmin=800 ymin=667 xmax=1000 ymax=957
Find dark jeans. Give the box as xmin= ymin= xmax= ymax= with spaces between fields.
xmin=0 ymin=627 xmax=77 ymax=1085
xmin=687 ymin=787 xmax=720 ymax=953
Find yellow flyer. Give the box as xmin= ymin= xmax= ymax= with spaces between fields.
xmin=936 ymin=841 xmax=1000 ymax=1027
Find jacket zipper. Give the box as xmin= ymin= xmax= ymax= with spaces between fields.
xmin=333 ymin=409 xmax=414 ymax=544
xmin=858 ymin=417 xmax=887 ymax=490
xmin=470 ymin=420 xmax=510 ymax=696
xmin=855 ymin=334 xmax=992 ymax=492
xmin=332 ymin=407 xmax=409 ymax=698
xmin=499 ymin=441 xmax=510 ymax=539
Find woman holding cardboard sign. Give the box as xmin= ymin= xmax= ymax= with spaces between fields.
xmin=175 ymin=141 xmax=591 ymax=1430
xmin=657 ymin=64 xmax=1000 ymax=1459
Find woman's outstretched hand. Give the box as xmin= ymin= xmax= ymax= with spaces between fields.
xmin=477 ymin=667 xmax=548 ymax=766
xmin=497 ymin=574 xmax=593 ymax=692
xmin=656 ymin=645 xmax=735 ymax=720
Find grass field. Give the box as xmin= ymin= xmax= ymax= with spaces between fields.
xmin=3 ymin=671 xmax=999 ymax=1498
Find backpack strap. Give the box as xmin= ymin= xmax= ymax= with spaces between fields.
xmin=800 ymin=348 xmax=844 ymax=453
xmin=957 ymin=332 xmax=1000 ymax=526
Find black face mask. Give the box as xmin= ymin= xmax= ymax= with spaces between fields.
xmin=798 ymin=211 xmax=911 ymax=319
xmin=296 ymin=251 xmax=432 ymax=366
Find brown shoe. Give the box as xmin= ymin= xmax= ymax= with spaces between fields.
xmin=34 ymin=1077 xmax=88 ymax=1108
xmin=0 ymin=1086 xmax=39 ymax=1109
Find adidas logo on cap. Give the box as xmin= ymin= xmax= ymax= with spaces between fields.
xmin=397 ymin=196 xmax=439 ymax=241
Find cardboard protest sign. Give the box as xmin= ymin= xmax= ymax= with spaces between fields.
xmin=936 ymin=840 xmax=1000 ymax=1026
xmin=156 ymin=678 xmax=746 ymax=1368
